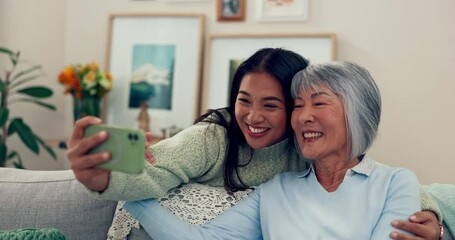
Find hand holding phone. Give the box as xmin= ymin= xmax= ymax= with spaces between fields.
xmin=84 ymin=124 xmax=145 ymax=174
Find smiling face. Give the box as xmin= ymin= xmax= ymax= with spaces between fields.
xmin=291 ymin=85 xmax=350 ymax=162
xmin=235 ymin=72 xmax=288 ymax=149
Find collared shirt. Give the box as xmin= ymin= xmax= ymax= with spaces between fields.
xmin=299 ymin=153 xmax=376 ymax=179
xmin=125 ymin=156 xmax=421 ymax=240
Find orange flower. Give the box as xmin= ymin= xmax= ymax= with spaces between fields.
xmin=58 ymin=66 xmax=82 ymax=96
xmin=58 ymin=66 xmax=74 ymax=84
xmin=58 ymin=63 xmax=112 ymax=98
xmin=88 ymin=63 xmax=99 ymax=71
xmin=85 ymin=71 xmax=95 ymax=83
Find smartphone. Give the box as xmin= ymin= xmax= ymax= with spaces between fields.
xmin=84 ymin=124 xmax=145 ymax=174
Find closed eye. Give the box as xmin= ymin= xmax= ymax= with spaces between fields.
xmin=237 ymin=98 xmax=250 ymax=104
xmin=264 ymin=103 xmax=278 ymax=109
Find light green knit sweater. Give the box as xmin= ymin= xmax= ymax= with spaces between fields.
xmin=424 ymin=184 xmax=455 ymax=236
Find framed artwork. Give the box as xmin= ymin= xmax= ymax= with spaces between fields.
xmin=200 ymin=33 xmax=336 ymax=114
xmin=104 ymin=14 xmax=205 ymax=137
xmin=217 ymin=0 xmax=246 ymax=21
xmin=256 ymin=0 xmax=309 ymax=22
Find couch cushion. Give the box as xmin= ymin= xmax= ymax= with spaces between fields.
xmin=0 ymin=168 xmax=117 ymax=240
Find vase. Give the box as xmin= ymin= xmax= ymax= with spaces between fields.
xmin=73 ymin=95 xmax=101 ymax=122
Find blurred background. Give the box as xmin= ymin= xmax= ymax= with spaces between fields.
xmin=0 ymin=0 xmax=453 ymax=185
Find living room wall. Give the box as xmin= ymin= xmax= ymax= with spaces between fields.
xmin=1 ymin=0 xmax=454 ymax=184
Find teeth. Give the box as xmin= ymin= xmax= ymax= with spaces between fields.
xmin=304 ymin=132 xmax=323 ymax=139
xmin=249 ymin=126 xmax=267 ymax=133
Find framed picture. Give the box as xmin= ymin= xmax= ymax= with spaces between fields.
xmin=104 ymin=14 xmax=205 ymax=137
xmin=217 ymin=0 xmax=246 ymax=21
xmin=256 ymin=0 xmax=309 ymax=22
xmin=200 ymin=33 xmax=336 ymax=114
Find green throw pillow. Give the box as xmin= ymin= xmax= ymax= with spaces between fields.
xmin=0 ymin=228 xmax=65 ymax=240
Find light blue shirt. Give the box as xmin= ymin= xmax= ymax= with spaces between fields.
xmin=124 ymin=156 xmax=420 ymax=240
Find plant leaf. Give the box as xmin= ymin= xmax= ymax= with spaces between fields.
xmin=7 ymin=150 xmax=17 ymax=159
xmin=9 ymin=51 xmax=19 ymax=66
xmin=0 ymin=143 xmax=7 ymax=164
xmin=11 ymin=98 xmax=56 ymax=111
xmin=35 ymin=135 xmax=57 ymax=160
xmin=0 ymin=108 xmax=9 ymax=128
xmin=11 ymin=65 xmax=41 ymax=82
xmin=0 ymin=80 xmax=4 ymax=91
xmin=8 ymin=118 xmax=39 ymax=154
xmin=7 ymin=121 xmax=15 ymax=135
xmin=0 ymin=47 xmax=14 ymax=56
xmin=10 ymin=74 xmax=43 ymax=89
xmin=16 ymin=86 xmax=53 ymax=99
xmin=13 ymin=161 xmax=25 ymax=169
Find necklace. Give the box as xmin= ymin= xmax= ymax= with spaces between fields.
xmin=323 ymin=179 xmax=344 ymax=190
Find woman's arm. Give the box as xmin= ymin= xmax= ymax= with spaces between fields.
xmin=123 ymin=191 xmax=262 ymax=240
xmin=391 ymin=211 xmax=442 ymax=240
xmin=391 ymin=183 xmax=454 ymax=240
xmin=371 ymin=169 xmax=421 ymax=239
xmin=84 ymin=122 xmax=227 ymax=201
xmin=390 ymin=186 xmax=443 ymax=240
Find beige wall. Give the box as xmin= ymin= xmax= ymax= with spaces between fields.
xmin=1 ymin=0 xmax=454 ymax=184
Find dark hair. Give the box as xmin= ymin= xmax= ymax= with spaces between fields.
xmin=196 ymin=48 xmax=309 ymax=192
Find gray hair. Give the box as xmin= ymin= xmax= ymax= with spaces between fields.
xmin=291 ymin=61 xmax=381 ymax=160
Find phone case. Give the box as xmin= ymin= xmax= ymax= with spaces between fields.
xmin=84 ymin=124 xmax=145 ymax=174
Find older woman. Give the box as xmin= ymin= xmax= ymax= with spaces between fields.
xmin=124 ymin=61 xmax=421 ymax=239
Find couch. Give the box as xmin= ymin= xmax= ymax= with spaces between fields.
xmin=0 ymin=168 xmax=151 ymax=240
xmin=1 ymin=167 xmax=453 ymax=240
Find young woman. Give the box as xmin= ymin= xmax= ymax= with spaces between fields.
xmin=69 ymin=48 xmax=308 ymax=198
xmin=68 ymin=48 xmax=441 ymax=239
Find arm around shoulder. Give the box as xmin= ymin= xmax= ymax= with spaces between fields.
xmin=420 ymin=186 xmax=443 ymax=222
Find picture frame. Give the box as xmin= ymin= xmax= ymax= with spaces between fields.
xmin=104 ymin=14 xmax=205 ymax=137
xmin=256 ymin=0 xmax=309 ymax=22
xmin=217 ymin=0 xmax=246 ymax=21
xmin=201 ymin=33 xmax=336 ymax=114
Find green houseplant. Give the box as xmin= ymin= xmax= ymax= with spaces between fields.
xmin=0 ymin=47 xmax=57 ymax=168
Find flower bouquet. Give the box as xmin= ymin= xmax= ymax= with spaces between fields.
xmin=58 ymin=63 xmax=112 ymax=122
